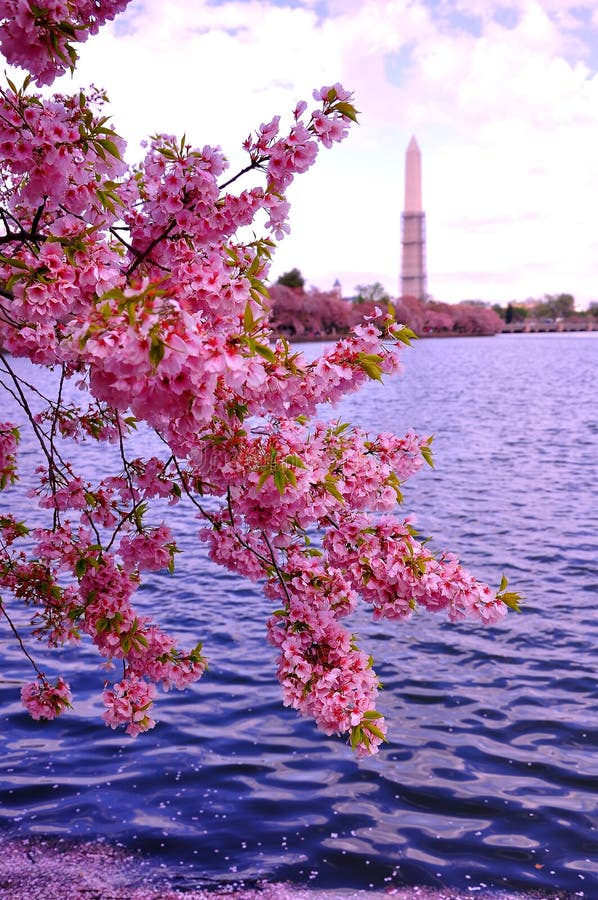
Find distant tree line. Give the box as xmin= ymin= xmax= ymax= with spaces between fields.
xmin=493 ymin=293 xmax=597 ymax=323
xmin=270 ymin=271 xmax=503 ymax=339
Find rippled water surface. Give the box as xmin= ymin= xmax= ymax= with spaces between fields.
xmin=1 ymin=333 xmax=596 ymax=898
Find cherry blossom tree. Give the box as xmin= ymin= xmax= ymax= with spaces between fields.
xmin=269 ymin=284 xmax=356 ymax=338
xmin=0 ymin=0 xmax=519 ymax=755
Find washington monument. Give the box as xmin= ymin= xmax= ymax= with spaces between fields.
xmin=400 ymin=136 xmax=427 ymax=300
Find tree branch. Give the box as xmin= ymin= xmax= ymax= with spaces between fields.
xmin=126 ymin=220 xmax=177 ymax=278
xmin=0 ymin=597 xmax=45 ymax=680
xmin=218 ymin=156 xmax=269 ymax=192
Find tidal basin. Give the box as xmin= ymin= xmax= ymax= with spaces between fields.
xmin=1 ymin=332 xmax=596 ymax=898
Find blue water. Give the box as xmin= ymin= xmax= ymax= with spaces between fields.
xmin=1 ymin=333 xmax=597 ymax=897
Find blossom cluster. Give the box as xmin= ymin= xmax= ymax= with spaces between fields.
xmin=265 ymin=549 xmax=386 ymax=757
xmin=102 ymin=673 xmax=156 ymax=737
xmin=324 ymin=514 xmax=508 ymax=625
xmin=0 ymin=0 xmax=132 ymax=85
xmin=0 ymin=423 xmax=19 ymax=489
xmin=21 ymin=674 xmax=72 ymax=720
xmin=0 ymin=0 xmax=519 ymax=754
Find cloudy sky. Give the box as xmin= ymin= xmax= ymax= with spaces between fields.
xmin=17 ymin=0 xmax=598 ymax=306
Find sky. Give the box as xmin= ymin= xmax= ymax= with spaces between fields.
xmin=9 ymin=0 xmax=598 ymax=307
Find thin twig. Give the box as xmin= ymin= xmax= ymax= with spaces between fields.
xmin=48 ymin=366 xmax=66 ymax=529
xmin=261 ymin=529 xmax=293 ymax=606
xmin=0 ymin=351 xmax=58 ymax=475
xmin=218 ymin=156 xmax=268 ymax=192
xmin=126 ymin=220 xmax=176 ymax=277
xmin=0 ymin=598 xmax=44 ymax=679
xmin=0 ymin=359 xmax=72 ymax=474
xmin=169 ymin=454 xmax=217 ymax=525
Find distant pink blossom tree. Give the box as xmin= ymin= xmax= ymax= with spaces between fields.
xmin=424 ymin=301 xmax=503 ymax=336
xmin=269 ymin=284 xmax=355 ymax=337
xmin=422 ymin=307 xmax=453 ymax=334
xmin=0 ymin=0 xmax=519 ymax=755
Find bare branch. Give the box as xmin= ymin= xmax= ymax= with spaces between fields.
xmin=0 ymin=597 xmax=45 ymax=680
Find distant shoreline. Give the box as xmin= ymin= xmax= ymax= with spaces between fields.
xmin=277 ymin=327 xmax=595 ymax=344
xmin=276 ymin=331 xmax=500 ymax=343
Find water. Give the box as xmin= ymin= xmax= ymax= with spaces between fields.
xmin=0 ymin=333 xmax=596 ymax=898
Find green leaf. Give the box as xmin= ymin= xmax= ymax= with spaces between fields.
xmin=97 ymin=138 xmax=122 ymax=160
xmin=273 ymin=467 xmax=286 ymax=496
xmin=285 ymin=468 xmax=297 ymax=488
xmin=284 ymin=454 xmax=306 ymax=469
xmin=96 ymin=189 xmax=114 ymax=214
xmin=362 ymin=361 xmax=382 ymax=380
xmin=356 ymin=352 xmax=383 ymax=381
xmin=391 ymin=483 xmax=404 ymax=504
xmin=333 ymin=421 xmax=351 ymax=435
xmin=333 ymin=101 xmax=359 ymax=122
xmin=0 ymin=254 xmax=29 ymax=269
xmin=257 ymin=469 xmax=271 ymax=490
xmin=254 ymin=342 xmax=276 ymax=363
xmin=323 ymin=477 xmax=345 ymax=504
xmin=498 ymin=590 xmax=523 ymax=613
xmin=393 ymin=325 xmax=418 ymax=345
xmin=247 ymin=255 xmax=260 ymax=277
xmin=421 ymin=444 xmax=434 ymax=468
xmin=249 ymin=287 xmax=266 ymax=306
xmin=74 ymin=557 xmax=88 ymax=578
xmin=362 ymin=722 xmax=386 ymax=741
xmin=132 ymin=502 xmax=148 ymax=530
xmin=0 ymin=517 xmax=27 ymax=536
xmin=56 ymin=20 xmax=77 ymax=38
xmin=243 ymin=302 xmax=254 ymax=331
xmin=67 ymin=606 xmax=84 ymax=622
xmin=496 ymin=575 xmax=522 ymax=612
xmin=249 ymin=276 xmax=269 ymax=298
xmin=149 ymin=336 xmax=165 ymax=369
xmin=188 ymin=640 xmax=205 ymax=664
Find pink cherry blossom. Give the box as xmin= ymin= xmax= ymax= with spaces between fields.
xmin=21 ymin=675 xmax=72 ymax=720
xmin=102 ymin=674 xmax=156 ymax=737
xmin=0 ymin=423 xmax=19 ymax=489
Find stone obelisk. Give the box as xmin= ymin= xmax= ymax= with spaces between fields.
xmin=400 ymin=136 xmax=427 ymax=300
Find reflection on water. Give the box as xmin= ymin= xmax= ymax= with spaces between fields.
xmin=0 ymin=333 xmax=596 ymax=897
